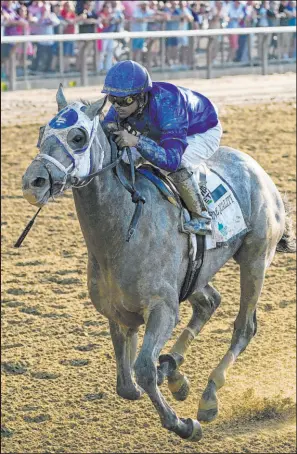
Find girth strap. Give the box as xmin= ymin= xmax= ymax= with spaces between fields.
xmin=179 ymin=234 xmax=204 ymax=302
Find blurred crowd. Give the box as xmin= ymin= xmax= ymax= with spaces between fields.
xmin=1 ymin=0 xmax=296 ymax=78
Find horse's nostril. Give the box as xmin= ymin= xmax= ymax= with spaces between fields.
xmin=31 ymin=177 xmax=46 ymax=188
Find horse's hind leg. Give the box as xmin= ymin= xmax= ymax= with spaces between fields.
xmin=198 ymin=252 xmax=266 ymax=423
xmin=109 ymin=320 xmax=143 ymax=400
xmin=158 ymin=284 xmax=221 ymax=401
xmin=134 ymin=301 xmax=202 ymax=441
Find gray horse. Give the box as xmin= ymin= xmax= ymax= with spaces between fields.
xmin=22 ymin=87 xmax=295 ymax=442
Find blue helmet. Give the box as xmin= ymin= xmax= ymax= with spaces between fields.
xmin=102 ymin=60 xmax=152 ymax=97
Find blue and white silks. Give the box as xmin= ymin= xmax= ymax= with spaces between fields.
xmin=102 ymin=81 xmax=219 ymax=172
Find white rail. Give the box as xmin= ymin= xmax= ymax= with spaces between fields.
xmin=1 ymin=26 xmax=296 ymax=44
xmin=2 ymin=26 xmax=296 ymax=90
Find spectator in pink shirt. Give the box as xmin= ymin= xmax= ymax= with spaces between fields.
xmin=60 ymin=1 xmax=78 ymax=71
xmin=1 ymin=1 xmax=20 ymax=77
xmin=15 ymin=4 xmax=34 ymax=70
xmin=29 ymin=2 xmax=60 ymax=72
xmin=28 ymin=0 xmax=44 ymax=35
xmin=97 ymin=2 xmax=115 ymax=73
xmin=122 ymin=0 xmax=137 ymax=20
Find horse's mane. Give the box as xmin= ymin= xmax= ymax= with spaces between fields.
xmin=80 ymin=98 xmax=108 ymax=122
xmin=80 ymin=99 xmax=91 ymax=106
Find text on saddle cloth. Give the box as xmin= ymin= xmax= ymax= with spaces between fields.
xmin=197 ymin=164 xmax=248 ymax=250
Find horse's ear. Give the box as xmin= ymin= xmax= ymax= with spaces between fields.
xmin=85 ymin=96 xmax=107 ymax=121
xmin=56 ymin=83 xmax=68 ymax=112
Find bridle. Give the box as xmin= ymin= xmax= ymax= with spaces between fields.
xmin=33 ymin=99 xmax=125 ymax=196
xmin=16 ymin=132 xmax=144 ymax=247
xmin=34 ymin=146 xmax=125 ymax=197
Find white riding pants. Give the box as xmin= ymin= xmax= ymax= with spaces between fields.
xmin=124 ymin=120 xmax=223 ymax=171
xmin=181 ymin=120 xmax=223 ymax=170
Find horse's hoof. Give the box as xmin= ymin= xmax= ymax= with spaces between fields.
xmin=181 ymin=418 xmax=203 ymax=442
xmin=198 ymin=380 xmax=218 ymax=422
xmin=197 ymin=406 xmax=218 ymax=422
xmin=168 ymin=373 xmax=190 ymax=401
xmin=197 ymin=400 xmax=219 ymax=422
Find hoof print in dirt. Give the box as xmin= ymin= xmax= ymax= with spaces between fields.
xmin=1 ymin=426 xmax=14 ymax=438
xmin=60 ymin=359 xmax=90 ymax=367
xmin=16 ymin=260 xmax=44 ymax=266
xmin=2 ymin=343 xmax=24 ymax=350
xmin=74 ymin=344 xmax=98 ymax=352
xmin=23 ymin=414 xmax=51 ymax=423
xmin=83 ymin=320 xmax=102 ymax=327
xmin=7 ymin=288 xmax=28 ymax=295
xmin=19 ymin=307 xmax=41 ymax=316
xmin=41 ymin=312 xmax=71 ymax=319
xmin=1 ymin=361 xmax=27 ymax=375
xmin=3 ymin=301 xmax=23 ymax=308
xmin=31 ymin=371 xmax=60 ymax=380
xmin=84 ymin=392 xmax=106 ymax=401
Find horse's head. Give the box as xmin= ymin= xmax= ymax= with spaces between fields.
xmin=22 ymin=84 xmax=107 ymax=207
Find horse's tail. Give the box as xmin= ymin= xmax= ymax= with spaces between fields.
xmin=276 ymin=195 xmax=296 ymax=253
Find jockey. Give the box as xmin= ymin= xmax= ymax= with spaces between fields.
xmin=101 ymin=60 xmax=223 ymax=235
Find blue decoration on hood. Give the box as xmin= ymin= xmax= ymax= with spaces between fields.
xmin=49 ymin=108 xmax=79 ymax=129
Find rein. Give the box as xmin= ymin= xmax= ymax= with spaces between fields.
xmin=15 ymin=138 xmax=145 ymax=247
xmin=110 ymin=138 xmax=146 ymax=242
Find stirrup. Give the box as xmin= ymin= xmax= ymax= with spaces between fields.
xmin=184 ymin=218 xmax=212 ymax=236
xmin=199 ymin=210 xmax=212 ymax=221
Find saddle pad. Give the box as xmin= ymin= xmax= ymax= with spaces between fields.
xmin=198 ymin=165 xmax=248 ymax=250
xmin=137 ymin=167 xmax=179 ymax=206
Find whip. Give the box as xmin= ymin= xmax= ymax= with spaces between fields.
xmin=14 ymin=207 xmax=42 ymax=248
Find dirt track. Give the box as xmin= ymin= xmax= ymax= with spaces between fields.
xmin=1 ymin=73 xmax=296 ymax=453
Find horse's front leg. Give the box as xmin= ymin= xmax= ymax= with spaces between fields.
xmin=109 ymin=320 xmax=143 ymax=400
xmin=134 ymin=301 xmax=202 ymax=442
xmin=88 ymin=256 xmax=142 ymax=401
xmin=157 ymin=284 xmax=222 ymax=401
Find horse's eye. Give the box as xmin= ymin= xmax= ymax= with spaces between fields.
xmin=73 ymin=136 xmax=82 ymax=143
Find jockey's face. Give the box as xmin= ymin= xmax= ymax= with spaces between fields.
xmin=113 ymin=100 xmax=138 ymax=119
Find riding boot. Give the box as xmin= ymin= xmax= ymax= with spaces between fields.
xmin=169 ymin=168 xmax=212 ymax=235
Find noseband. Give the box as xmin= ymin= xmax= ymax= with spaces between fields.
xmin=34 ymin=146 xmax=125 ymax=197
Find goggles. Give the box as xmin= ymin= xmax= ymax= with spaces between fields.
xmin=108 ymin=94 xmax=139 ymax=107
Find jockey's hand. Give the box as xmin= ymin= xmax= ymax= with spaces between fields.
xmin=113 ymin=130 xmax=139 ymax=149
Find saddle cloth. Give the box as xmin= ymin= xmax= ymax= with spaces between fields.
xmin=138 ymin=163 xmax=248 ymax=250
xmin=196 ymin=164 xmax=248 ymax=250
